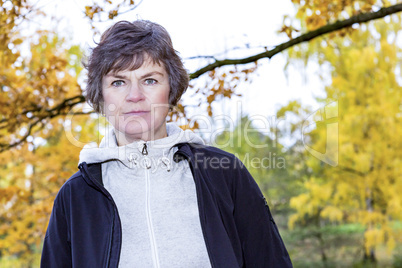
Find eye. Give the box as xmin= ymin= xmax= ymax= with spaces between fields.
xmin=144 ymin=78 xmax=157 ymax=85
xmin=111 ymin=80 xmax=125 ymax=87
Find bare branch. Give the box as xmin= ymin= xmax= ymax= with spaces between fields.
xmin=189 ymin=3 xmax=402 ymax=79
xmin=0 ymin=118 xmax=44 ymax=152
xmin=184 ymin=45 xmax=270 ymax=61
xmin=2 ymin=3 xmax=402 ymax=152
xmin=185 ymin=55 xmax=217 ymax=60
xmin=117 ymin=0 xmax=144 ymax=15
xmin=0 ymin=95 xmax=87 ymax=152
xmin=84 ymin=0 xmax=144 ymax=24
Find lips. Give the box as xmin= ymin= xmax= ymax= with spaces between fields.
xmin=123 ymin=110 xmax=150 ymax=116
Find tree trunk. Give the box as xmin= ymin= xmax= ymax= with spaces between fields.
xmin=363 ymin=189 xmax=377 ymax=264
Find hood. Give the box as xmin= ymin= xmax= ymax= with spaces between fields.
xmin=78 ymin=123 xmax=204 ymax=167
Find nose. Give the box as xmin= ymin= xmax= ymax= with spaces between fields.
xmin=125 ymin=83 xmax=145 ymax=103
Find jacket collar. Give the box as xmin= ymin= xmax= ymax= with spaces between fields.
xmin=78 ymin=162 xmax=104 ymax=187
xmin=173 ymin=142 xmax=207 ymax=162
xmin=78 ymin=142 xmax=205 ymax=188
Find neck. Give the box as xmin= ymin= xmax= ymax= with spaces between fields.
xmin=114 ymin=126 xmax=168 ymax=146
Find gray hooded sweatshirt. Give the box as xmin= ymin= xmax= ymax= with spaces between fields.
xmin=79 ymin=123 xmax=211 ymax=268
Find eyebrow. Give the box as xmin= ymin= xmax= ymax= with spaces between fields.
xmin=105 ymin=71 xmax=164 ymax=80
xmin=139 ymin=71 xmax=164 ymax=80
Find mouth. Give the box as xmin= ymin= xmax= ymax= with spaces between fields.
xmin=123 ymin=110 xmax=150 ymax=116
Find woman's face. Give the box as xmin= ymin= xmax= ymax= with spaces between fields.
xmin=102 ymin=58 xmax=170 ymax=145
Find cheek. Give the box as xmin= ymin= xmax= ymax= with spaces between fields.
xmin=149 ymin=88 xmax=170 ymax=107
xmin=103 ymin=93 xmax=120 ymax=114
xmin=162 ymin=91 xmax=170 ymax=104
xmin=158 ymin=87 xmax=170 ymax=104
xmin=151 ymin=90 xmax=170 ymax=120
xmin=160 ymin=90 xmax=171 ymax=112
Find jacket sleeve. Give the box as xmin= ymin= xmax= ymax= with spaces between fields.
xmin=232 ymin=157 xmax=293 ymax=268
xmin=41 ymin=194 xmax=72 ymax=268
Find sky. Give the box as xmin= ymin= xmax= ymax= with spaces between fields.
xmin=39 ymin=0 xmax=326 ymax=129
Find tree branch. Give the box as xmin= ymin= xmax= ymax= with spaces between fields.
xmin=0 ymin=95 xmax=86 ymax=152
xmin=2 ymin=3 xmax=402 ymax=152
xmin=189 ymin=3 xmax=402 ymax=79
xmin=337 ymin=165 xmax=367 ymax=177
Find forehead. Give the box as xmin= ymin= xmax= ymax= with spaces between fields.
xmin=106 ymin=54 xmax=166 ymax=76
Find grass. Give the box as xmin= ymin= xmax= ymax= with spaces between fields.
xmin=1 ymin=221 xmax=401 ymax=268
xmin=0 ymin=253 xmax=41 ymax=268
xmin=280 ymin=221 xmax=402 ymax=268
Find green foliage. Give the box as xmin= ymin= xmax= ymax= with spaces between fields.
xmin=214 ymin=116 xmax=303 ymax=209
xmin=393 ymin=254 xmax=402 ymax=268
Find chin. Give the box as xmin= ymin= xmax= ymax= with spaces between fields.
xmin=116 ymin=120 xmax=167 ymax=142
xmin=120 ymin=123 xmax=151 ymax=139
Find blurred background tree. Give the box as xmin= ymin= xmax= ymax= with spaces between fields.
xmin=1 ymin=0 xmax=402 ymax=267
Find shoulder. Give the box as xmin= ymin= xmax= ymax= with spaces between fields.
xmin=178 ymin=143 xmax=246 ymax=175
xmin=52 ymin=166 xmax=105 ymax=214
xmin=59 ymin=170 xmax=85 ymax=190
xmin=184 ymin=143 xmax=237 ymax=160
xmin=189 ymin=143 xmax=240 ymax=162
xmin=53 ymin=170 xmax=87 ymax=204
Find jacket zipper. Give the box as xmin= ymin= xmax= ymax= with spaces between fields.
xmin=80 ymin=146 xmax=214 ymax=268
xmin=142 ymin=143 xmax=160 ymax=268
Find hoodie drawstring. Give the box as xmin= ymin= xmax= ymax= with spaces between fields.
xmin=161 ymin=157 xmax=171 ymax=172
xmin=128 ymin=147 xmax=173 ymax=172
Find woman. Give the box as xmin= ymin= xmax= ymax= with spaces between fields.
xmin=41 ymin=20 xmax=293 ymax=268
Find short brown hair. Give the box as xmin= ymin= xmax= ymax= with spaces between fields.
xmin=84 ymin=20 xmax=189 ymax=113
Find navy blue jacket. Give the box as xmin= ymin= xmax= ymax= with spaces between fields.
xmin=41 ymin=143 xmax=293 ymax=267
